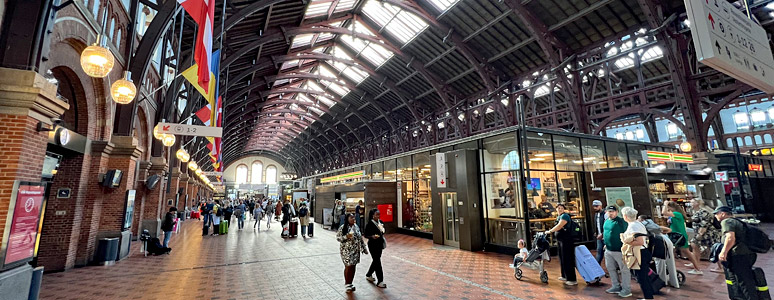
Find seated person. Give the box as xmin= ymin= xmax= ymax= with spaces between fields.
xmin=538 ymin=196 xmax=555 ymax=215
xmin=510 ymin=239 xmax=529 ymax=267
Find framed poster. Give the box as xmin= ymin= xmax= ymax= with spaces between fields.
xmin=1 ymin=181 xmax=47 ymax=271
xmin=122 ymin=190 xmax=136 ymax=230
xmin=377 ymin=204 xmax=393 ymax=222
xmin=604 ymin=187 xmax=633 ymax=211
xmin=323 ymin=208 xmax=333 ymax=227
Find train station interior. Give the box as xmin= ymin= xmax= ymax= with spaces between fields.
xmin=0 ymin=0 xmax=773 ymax=299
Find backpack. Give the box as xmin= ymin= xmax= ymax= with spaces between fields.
xmin=299 ymin=207 xmax=308 ymax=217
xmin=734 ymin=218 xmax=772 ymax=253
xmin=214 ymin=205 xmax=222 ymax=217
xmin=558 ymin=214 xmax=581 ymax=241
xmin=636 ymin=232 xmax=668 ymax=259
xmin=234 ymin=208 xmax=243 ymax=218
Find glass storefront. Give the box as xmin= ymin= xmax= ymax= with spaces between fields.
xmin=399 ymin=153 xmax=433 ymax=233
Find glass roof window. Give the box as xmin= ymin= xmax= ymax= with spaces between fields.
xmin=614 ymin=53 xmax=636 ymax=70
xmin=291 ymin=34 xmax=314 ymax=48
xmin=639 ymin=46 xmax=664 ymax=63
xmin=281 ymin=60 xmax=299 ymax=70
xmin=426 ymin=0 xmax=460 ymax=13
xmin=304 ymin=0 xmax=333 ymax=19
xmin=361 ymin=0 xmax=428 ymax=45
xmin=316 ymin=65 xmax=351 ymax=96
xmin=330 ymin=46 xmax=369 ymax=84
xmin=340 ymin=34 xmax=393 ymax=67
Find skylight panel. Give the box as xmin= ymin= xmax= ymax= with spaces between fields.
xmin=318 ymin=96 xmax=336 ymax=107
xmin=340 ymin=66 xmax=368 ymax=83
xmin=304 ymin=1 xmax=331 ymax=19
xmin=360 ymin=43 xmax=393 ymax=66
xmin=361 ymin=0 xmax=428 ymax=44
xmin=297 ymin=94 xmax=313 ymax=103
xmin=281 ymin=60 xmax=299 ymax=70
xmin=291 ymin=34 xmax=314 ymax=48
xmin=640 ymin=46 xmax=664 ymax=63
xmin=614 ymin=53 xmax=635 ymax=69
xmin=334 ymin=0 xmax=357 ymax=13
xmin=305 ymin=81 xmax=324 ymax=92
xmin=322 ymin=80 xmax=349 ymax=96
xmin=274 ymin=78 xmax=289 ymax=86
xmin=309 ymin=106 xmax=325 ymax=116
xmin=426 ymin=0 xmax=459 ymax=12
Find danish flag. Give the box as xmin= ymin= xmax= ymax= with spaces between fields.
xmin=178 ymin=0 xmax=215 ymax=93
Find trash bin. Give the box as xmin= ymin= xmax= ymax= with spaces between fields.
xmin=95 ymin=237 xmax=119 ymax=265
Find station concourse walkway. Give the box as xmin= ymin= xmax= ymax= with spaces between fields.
xmin=40 ymin=219 xmax=773 ymax=300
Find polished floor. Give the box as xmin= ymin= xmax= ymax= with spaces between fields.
xmin=40 ymin=218 xmax=773 ymax=300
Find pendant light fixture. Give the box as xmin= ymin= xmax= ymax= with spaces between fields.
xmin=80 ymin=35 xmax=115 ymax=78
xmin=161 ymin=133 xmax=176 ymax=147
xmin=110 ymin=71 xmax=137 ymax=104
xmin=176 ymin=149 xmax=190 ymax=162
xmin=188 ymin=161 xmax=198 ymax=171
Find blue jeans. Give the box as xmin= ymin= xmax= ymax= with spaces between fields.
xmin=595 ymin=239 xmax=605 ymax=264
xmin=163 ymin=231 xmax=172 ymax=248
xmin=301 ymin=224 xmax=307 ymax=236
xmin=203 ymin=213 xmax=212 ymax=227
xmin=238 ymin=217 xmax=244 ymax=229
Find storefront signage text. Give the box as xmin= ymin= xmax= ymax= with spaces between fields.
xmin=320 ymin=171 xmax=366 ymax=183
xmin=714 ymin=171 xmax=729 ymax=181
xmin=641 ymin=150 xmax=694 ymax=163
xmin=748 ymin=164 xmax=763 ymax=171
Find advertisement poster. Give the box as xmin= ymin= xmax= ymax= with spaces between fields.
xmin=2 ymin=182 xmax=46 ymax=269
xmin=377 ymin=204 xmax=393 ymax=222
xmin=123 ymin=190 xmax=136 ymax=230
xmin=323 ymin=208 xmax=333 ymax=227
xmin=604 ymin=187 xmax=633 ymax=211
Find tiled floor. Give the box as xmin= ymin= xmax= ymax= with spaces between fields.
xmin=40 ymin=219 xmax=774 ymax=300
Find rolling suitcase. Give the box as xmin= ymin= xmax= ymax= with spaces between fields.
xmin=220 ymin=221 xmax=228 ymax=234
xmin=307 ymin=223 xmax=314 ymax=237
xmin=574 ymin=245 xmax=605 ymax=284
xmin=753 ymin=267 xmax=772 ymax=300
xmin=289 ymin=220 xmax=298 ymax=237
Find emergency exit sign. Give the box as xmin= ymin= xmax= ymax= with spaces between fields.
xmin=684 ymin=0 xmax=774 ymax=93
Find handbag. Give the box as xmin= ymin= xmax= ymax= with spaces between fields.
xmin=667 ymin=232 xmax=686 ymax=248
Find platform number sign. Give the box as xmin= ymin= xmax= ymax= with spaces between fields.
xmin=436 ymin=153 xmax=447 ymax=188
xmin=684 ymin=0 xmax=774 ymax=93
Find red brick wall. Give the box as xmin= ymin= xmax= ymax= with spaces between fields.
xmin=0 ymin=115 xmax=49 ymax=251
xmin=75 ymin=152 xmax=109 ymax=265
xmin=98 ymin=154 xmax=137 ymax=233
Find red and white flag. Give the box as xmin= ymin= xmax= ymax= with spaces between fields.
xmin=194 ymin=104 xmax=212 ymax=126
xmin=178 ymin=0 xmax=215 ymax=93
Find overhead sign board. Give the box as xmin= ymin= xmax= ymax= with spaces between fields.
xmin=157 ymin=123 xmax=222 ymax=137
xmin=714 ymin=171 xmax=729 ymax=181
xmin=203 ymin=171 xmax=222 ymax=176
xmin=684 ymin=0 xmax=774 ymax=93
xmin=641 ymin=150 xmax=694 ymax=163
xmin=748 ymin=164 xmax=763 ymax=172
xmin=436 ymin=153 xmax=447 ymax=188
xmin=320 ymin=171 xmax=366 ymax=184
xmin=749 ymin=148 xmax=774 ymax=156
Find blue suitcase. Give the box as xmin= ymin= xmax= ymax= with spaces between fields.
xmin=575 ymin=245 xmax=605 ymax=284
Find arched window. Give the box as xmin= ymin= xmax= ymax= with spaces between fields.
xmin=236 ymin=164 xmax=248 ymax=184
xmin=744 ymin=136 xmax=753 ymax=146
xmin=755 ymin=135 xmax=763 ymax=145
xmin=108 ymin=18 xmax=115 ymax=39
xmin=92 ymin=0 xmax=101 ymax=20
xmin=251 ymin=161 xmax=263 ymax=184
xmin=115 ymin=28 xmax=121 ymax=48
xmin=765 ymin=134 xmax=772 ymax=144
xmin=266 ymin=166 xmax=277 ymax=184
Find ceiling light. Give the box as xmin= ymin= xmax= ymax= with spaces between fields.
xmin=161 ymin=134 xmax=176 ymax=147
xmin=534 ymin=153 xmax=552 ymax=157
xmin=188 ymin=161 xmax=198 ymax=171
xmin=80 ymin=35 xmax=114 ymax=78
xmin=110 ymin=71 xmax=136 ymax=104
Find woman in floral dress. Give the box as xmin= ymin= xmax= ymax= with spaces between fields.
xmin=337 ymin=213 xmax=368 ymax=292
xmin=689 ymin=199 xmax=722 ymax=272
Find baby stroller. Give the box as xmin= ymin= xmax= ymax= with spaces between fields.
xmin=146 ymin=237 xmax=171 ymax=255
xmin=514 ymin=232 xmax=551 ymax=283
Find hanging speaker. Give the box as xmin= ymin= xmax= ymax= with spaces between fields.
xmin=146 ymin=174 xmax=160 ymax=190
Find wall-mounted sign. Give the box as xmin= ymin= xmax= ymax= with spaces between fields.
xmin=749 ymin=148 xmax=774 ymax=156
xmin=56 ymin=188 xmax=71 ymax=199
xmin=436 ymin=153 xmax=447 ymax=188
xmin=377 ymin=204 xmax=393 ymax=223
xmin=604 ymin=187 xmax=633 ymax=212
xmin=1 ymin=181 xmax=46 ymax=271
xmin=203 ymin=171 xmax=222 ymax=176
xmin=641 ymin=150 xmax=694 ymax=163
xmin=123 ymin=190 xmax=136 ymax=230
xmin=748 ymin=164 xmax=763 ymax=172
xmin=54 ymin=127 xmax=70 ymax=146
xmin=684 ymin=0 xmax=774 ymax=93
xmin=320 ymin=171 xmax=366 ymax=184
xmin=157 ymin=122 xmax=223 ymax=137
xmin=715 ymin=171 xmax=729 ymax=181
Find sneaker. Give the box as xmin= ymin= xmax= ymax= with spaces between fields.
xmin=366 ymin=276 xmax=376 ymax=283
xmin=687 ymin=269 xmax=703 ymax=275
xmin=345 ymin=285 xmax=353 ymax=292
xmin=618 ymin=291 xmax=632 ymax=298
xmin=376 ymin=282 xmax=387 ymax=288
xmin=684 ymin=263 xmax=694 ymax=267
xmin=558 ymin=277 xmax=567 ymax=281
xmin=564 ymin=281 xmax=578 ymax=286
xmin=508 ymin=264 xmax=515 ymax=268
xmin=350 ymin=285 xmax=356 ymax=291
xmin=605 ymin=287 xmax=622 ymax=294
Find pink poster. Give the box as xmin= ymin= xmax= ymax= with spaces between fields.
xmin=4 ymin=183 xmax=45 ymax=266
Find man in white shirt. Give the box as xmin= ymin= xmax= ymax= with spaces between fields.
xmin=592 ymin=200 xmax=608 ymax=264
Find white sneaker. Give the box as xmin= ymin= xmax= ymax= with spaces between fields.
xmin=564 ymin=281 xmax=578 ymax=286
xmin=366 ymin=276 xmax=375 ymax=283
xmin=376 ymin=282 xmax=387 ymax=288
xmin=558 ymin=277 xmax=567 ymax=281
xmin=684 ymin=263 xmax=694 ymax=267
xmin=508 ymin=264 xmax=515 ymax=268
xmin=687 ymin=269 xmax=703 ymax=275
xmin=345 ymin=285 xmax=353 ymax=292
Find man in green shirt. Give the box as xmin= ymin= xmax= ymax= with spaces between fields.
xmin=715 ymin=206 xmax=758 ymax=300
xmin=602 ymin=205 xmax=631 ymax=297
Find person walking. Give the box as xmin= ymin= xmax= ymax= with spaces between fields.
xmin=621 ymin=207 xmax=653 ymax=300
xmin=355 ymin=200 xmax=365 ymax=233
xmin=715 ymin=206 xmax=759 ymax=300
xmin=212 ymin=200 xmax=222 ymax=236
xmin=689 ymin=199 xmax=722 ymax=273
xmin=662 ymin=201 xmax=702 ymax=275
xmin=545 ymin=203 xmax=577 ymax=286
xmin=592 ymin=200 xmax=607 ymax=264
xmin=338 ymin=201 xmax=347 ymax=230
xmin=235 ymin=202 xmax=245 ymax=230
xmin=299 ymin=202 xmax=311 ymax=238
xmin=253 ymin=201 xmax=264 ymax=230
xmin=275 ymin=200 xmax=283 ymax=221
xmin=603 ymin=205 xmax=631 ymax=297
xmin=161 ymin=207 xmax=178 ymax=248
xmin=364 ymin=208 xmax=387 ymax=288
xmin=224 ymin=201 xmax=234 ymax=229
xmin=264 ymin=199 xmax=271 ymax=229
xmin=332 ymin=200 xmax=342 ymax=230
xmin=337 ymin=213 xmax=367 ymax=293
xmin=281 ymin=200 xmax=294 ymax=237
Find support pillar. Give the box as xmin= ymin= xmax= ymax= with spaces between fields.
xmin=0 ymin=68 xmax=67 ymax=286
xmin=142 ymin=156 xmax=167 ymax=238
xmin=131 ymin=160 xmax=152 ymax=237
xmin=180 ymin=173 xmax=190 ymax=209
xmin=167 ymin=168 xmax=180 ymax=210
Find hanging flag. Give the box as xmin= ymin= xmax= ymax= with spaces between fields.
xmin=178 ymin=0 xmax=215 ymax=92
xmin=194 ymin=104 xmax=212 ymax=126
xmin=211 ymin=50 xmax=221 ymax=124
xmin=182 ymin=64 xmax=215 ymax=105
